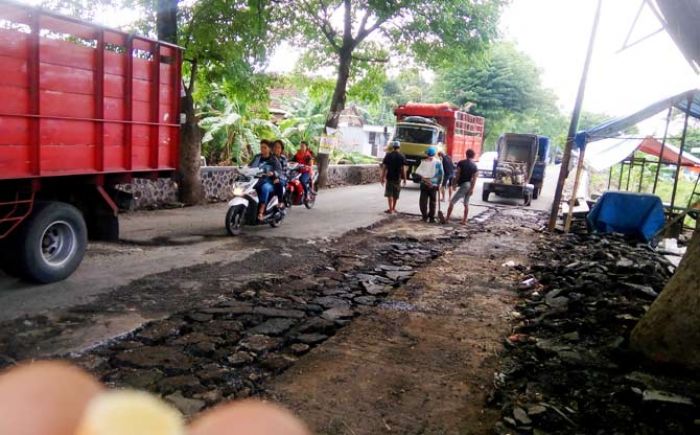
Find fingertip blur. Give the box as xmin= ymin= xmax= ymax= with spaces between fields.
xmin=188 ymin=400 xmax=310 ymax=435
xmin=0 ymin=360 xmax=103 ymax=435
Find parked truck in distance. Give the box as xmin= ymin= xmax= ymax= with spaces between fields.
xmin=0 ymin=1 xmax=182 ymax=283
xmin=482 ymin=133 xmax=548 ymax=206
xmin=388 ymin=102 xmax=485 ymax=181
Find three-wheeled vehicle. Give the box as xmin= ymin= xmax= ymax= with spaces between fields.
xmin=482 ymin=133 xmax=539 ymax=206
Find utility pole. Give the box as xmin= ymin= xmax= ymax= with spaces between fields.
xmin=548 ymin=0 xmax=603 ymax=230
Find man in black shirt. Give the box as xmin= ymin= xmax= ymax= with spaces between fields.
xmin=446 ymin=149 xmax=478 ymax=225
xmin=380 ymin=141 xmax=407 ymax=214
xmin=438 ymin=151 xmax=455 ymax=202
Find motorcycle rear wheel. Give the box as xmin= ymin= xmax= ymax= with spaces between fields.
xmin=269 ymin=212 xmax=283 ymax=228
xmin=304 ymin=190 xmax=316 ymax=209
xmin=225 ymin=205 xmax=245 ymax=236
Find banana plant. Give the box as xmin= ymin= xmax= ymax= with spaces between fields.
xmin=278 ymin=92 xmax=330 ymax=152
xmin=199 ymin=93 xmax=281 ymax=165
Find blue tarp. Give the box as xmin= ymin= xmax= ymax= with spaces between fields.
xmin=574 ymin=89 xmax=700 ymax=149
xmin=587 ymin=192 xmax=666 ymax=241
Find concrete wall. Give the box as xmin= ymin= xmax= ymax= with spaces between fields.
xmin=119 ymin=164 xmax=381 ymax=210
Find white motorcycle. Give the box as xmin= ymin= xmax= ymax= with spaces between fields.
xmin=225 ymin=167 xmax=285 ymax=236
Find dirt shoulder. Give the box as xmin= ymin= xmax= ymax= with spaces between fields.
xmin=267 ymin=210 xmax=544 ymax=434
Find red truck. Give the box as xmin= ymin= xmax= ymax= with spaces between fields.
xmin=0 ymin=1 xmax=182 ymax=283
xmin=390 ymin=102 xmax=485 ymax=178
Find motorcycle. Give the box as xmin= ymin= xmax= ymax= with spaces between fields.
xmin=225 ymin=167 xmax=285 ymax=236
xmin=284 ymin=162 xmax=318 ymax=209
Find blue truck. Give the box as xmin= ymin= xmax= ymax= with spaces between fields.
xmin=482 ymin=134 xmax=549 ymax=206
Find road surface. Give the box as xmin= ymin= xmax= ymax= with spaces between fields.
xmin=0 ymin=172 xmax=557 ymax=322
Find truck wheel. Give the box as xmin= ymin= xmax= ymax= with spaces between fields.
xmin=532 ymin=186 xmax=540 ymax=200
xmin=523 ymin=193 xmax=532 ymax=207
xmin=225 ymin=205 xmax=245 ymax=236
xmin=16 ymin=201 xmax=87 ymax=283
xmin=482 ymin=190 xmax=490 ymax=202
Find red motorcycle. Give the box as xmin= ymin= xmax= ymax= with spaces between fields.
xmin=285 ymin=162 xmax=317 ymax=209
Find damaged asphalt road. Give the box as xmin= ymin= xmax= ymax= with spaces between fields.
xmin=0 ymin=207 xmax=546 ymax=432
xmin=2 ymin=199 xmax=690 ymax=434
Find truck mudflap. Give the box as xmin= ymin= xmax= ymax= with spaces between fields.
xmin=0 ymin=192 xmax=35 ymax=240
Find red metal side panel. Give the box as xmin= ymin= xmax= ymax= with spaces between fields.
xmin=0 ymin=2 xmax=182 ymax=181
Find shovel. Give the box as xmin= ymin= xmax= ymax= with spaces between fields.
xmin=437 ymin=185 xmax=446 ymax=224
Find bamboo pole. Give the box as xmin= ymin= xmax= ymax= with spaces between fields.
xmin=548 ymin=0 xmax=603 ymax=230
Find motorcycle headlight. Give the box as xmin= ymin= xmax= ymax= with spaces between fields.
xmin=232 ymin=187 xmax=245 ymax=196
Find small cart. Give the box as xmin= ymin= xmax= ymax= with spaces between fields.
xmin=482 ymin=133 xmax=540 ymax=206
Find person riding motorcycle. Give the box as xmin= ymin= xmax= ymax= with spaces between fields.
xmin=249 ymin=140 xmax=282 ymax=222
xmin=272 ymin=140 xmax=288 ymax=209
xmin=293 ymin=140 xmax=315 ymax=198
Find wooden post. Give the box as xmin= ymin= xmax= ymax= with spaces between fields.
xmin=670 ymin=95 xmax=692 ymax=211
xmin=564 ymin=146 xmax=587 ymax=232
xmin=652 ymin=106 xmax=673 ymax=194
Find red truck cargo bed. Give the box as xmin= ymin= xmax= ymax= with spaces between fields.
xmin=0 ymin=0 xmax=182 ymax=180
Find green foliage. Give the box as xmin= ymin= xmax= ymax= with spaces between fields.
xmin=277 ymin=0 xmax=505 ymax=128
xmin=434 ymin=42 xmax=566 ymax=150
xmin=277 ymin=92 xmax=330 ymax=152
xmin=670 ymin=126 xmax=700 ymax=157
xmin=198 ymin=89 xmax=280 ymax=165
xmin=331 ymin=150 xmax=378 ymax=164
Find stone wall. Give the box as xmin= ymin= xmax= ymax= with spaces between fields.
xmin=119 ymin=164 xmax=381 ymax=210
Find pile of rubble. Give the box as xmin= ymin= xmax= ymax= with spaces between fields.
xmin=70 ymin=233 xmax=466 ymax=416
xmin=492 ymin=232 xmax=700 ymax=434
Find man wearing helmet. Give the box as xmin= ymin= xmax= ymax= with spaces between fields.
xmin=414 ymin=146 xmax=444 ymax=223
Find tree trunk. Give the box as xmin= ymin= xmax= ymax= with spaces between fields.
xmin=156 ymin=0 xmax=203 ymax=205
xmin=178 ymin=86 xmax=204 ymax=205
xmin=319 ymin=47 xmax=352 ymax=188
xmin=630 ymin=227 xmax=700 ymax=370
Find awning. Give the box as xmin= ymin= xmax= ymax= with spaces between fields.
xmin=583 ymin=135 xmax=700 ymax=172
xmin=638 ymin=136 xmax=700 ymax=170
xmin=575 ymin=89 xmax=700 ymax=148
xmin=584 ymin=137 xmax=641 ymax=171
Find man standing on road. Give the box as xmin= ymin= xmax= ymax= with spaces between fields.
xmin=438 ymin=151 xmax=455 ymax=203
xmin=446 ymin=149 xmax=478 ymax=225
xmin=380 ymin=141 xmax=407 ymax=214
xmin=415 ymin=146 xmax=443 ymax=223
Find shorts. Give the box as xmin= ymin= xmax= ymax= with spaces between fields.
xmin=450 ymin=181 xmax=472 ymax=206
xmin=384 ymin=179 xmax=402 ymax=199
xmin=442 ymin=175 xmax=454 ymax=187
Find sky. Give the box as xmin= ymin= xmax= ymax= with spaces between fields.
xmin=501 ymin=0 xmax=699 ymax=116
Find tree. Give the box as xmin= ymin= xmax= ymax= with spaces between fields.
xmin=154 ymin=0 xmax=205 ymax=204
xmin=631 ymin=227 xmax=700 ymax=370
xmin=434 ymin=42 xmax=566 ymax=149
xmin=173 ymin=0 xmax=274 ymax=203
xmin=279 ymin=0 xmax=505 ymax=186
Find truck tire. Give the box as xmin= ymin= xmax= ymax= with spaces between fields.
xmin=482 ymin=190 xmax=490 ymax=202
xmin=16 ymin=201 xmax=87 ymax=283
xmin=523 ymin=193 xmax=532 ymax=207
xmin=532 ymin=186 xmax=540 ymax=200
